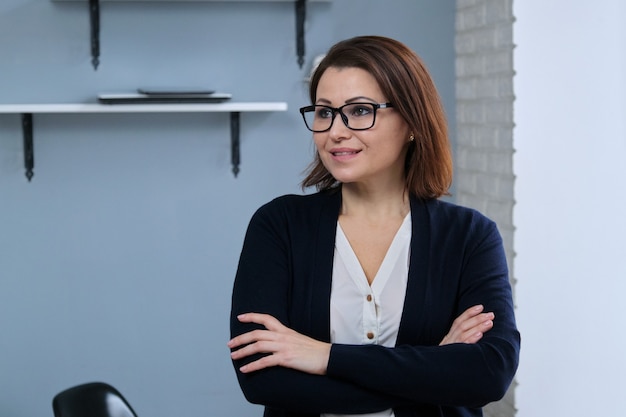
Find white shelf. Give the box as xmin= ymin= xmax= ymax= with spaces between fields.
xmin=52 ymin=1 xmax=331 ymax=2
xmin=1 ymin=102 xmax=288 ymax=181
xmin=0 ymin=102 xmax=287 ymax=114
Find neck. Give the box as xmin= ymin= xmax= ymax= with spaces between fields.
xmin=340 ymin=181 xmax=410 ymax=220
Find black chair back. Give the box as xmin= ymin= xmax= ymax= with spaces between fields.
xmin=52 ymin=382 xmax=137 ymax=417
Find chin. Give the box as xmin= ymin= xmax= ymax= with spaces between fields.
xmin=325 ymin=168 xmax=360 ymax=184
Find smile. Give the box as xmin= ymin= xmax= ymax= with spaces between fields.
xmin=332 ymin=151 xmax=359 ymax=156
xmin=329 ymin=149 xmax=361 ymax=162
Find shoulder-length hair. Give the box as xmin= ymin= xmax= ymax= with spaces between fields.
xmin=301 ymin=35 xmax=452 ymax=200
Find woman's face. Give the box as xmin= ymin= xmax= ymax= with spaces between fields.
xmin=313 ymin=66 xmax=411 ymax=188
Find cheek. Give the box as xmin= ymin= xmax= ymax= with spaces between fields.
xmin=378 ymin=136 xmax=410 ymax=162
xmin=312 ymin=134 xmax=326 ymax=151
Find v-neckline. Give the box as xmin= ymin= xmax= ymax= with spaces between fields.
xmin=336 ymin=213 xmax=411 ymax=291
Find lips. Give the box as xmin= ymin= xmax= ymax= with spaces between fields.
xmin=330 ymin=148 xmax=361 ymax=156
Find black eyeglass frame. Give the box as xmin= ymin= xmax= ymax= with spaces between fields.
xmin=298 ymin=102 xmax=394 ymax=132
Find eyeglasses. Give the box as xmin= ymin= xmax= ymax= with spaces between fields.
xmin=299 ymin=102 xmax=394 ymax=132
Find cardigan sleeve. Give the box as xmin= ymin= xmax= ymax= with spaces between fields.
xmin=230 ymin=199 xmax=414 ymax=414
xmin=326 ymin=215 xmax=520 ymax=408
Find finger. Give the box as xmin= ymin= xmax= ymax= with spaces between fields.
xmin=237 ymin=313 xmax=285 ymax=331
xmin=454 ymin=305 xmax=485 ymax=323
xmin=440 ymin=310 xmax=495 ymax=345
xmin=458 ymin=314 xmax=494 ymax=336
xmin=465 ymin=331 xmax=485 ymax=344
xmin=228 ymin=313 xmax=287 ymax=349
xmin=230 ymin=339 xmax=279 ymax=360
xmin=455 ymin=312 xmax=495 ymax=332
xmin=238 ymin=352 xmax=281 ymax=373
xmin=228 ymin=329 xmax=272 ymax=349
xmin=447 ymin=306 xmax=483 ymax=333
xmin=459 ymin=318 xmax=494 ymax=343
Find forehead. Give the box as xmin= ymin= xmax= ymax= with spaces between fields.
xmin=315 ymin=67 xmax=383 ymax=102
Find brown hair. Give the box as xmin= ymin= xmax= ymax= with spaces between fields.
xmin=300 ymin=35 xmax=452 ymax=200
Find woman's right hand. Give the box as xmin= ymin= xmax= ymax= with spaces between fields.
xmin=439 ymin=304 xmax=494 ymax=346
xmin=229 ymin=313 xmax=331 ymax=375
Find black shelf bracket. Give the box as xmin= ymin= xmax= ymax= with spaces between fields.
xmin=21 ymin=113 xmax=34 ymax=182
xmin=230 ymin=112 xmax=241 ymax=177
xmin=295 ymin=0 xmax=306 ymax=68
xmin=79 ymin=0 xmax=308 ymax=70
xmin=89 ymin=0 xmax=100 ymax=70
xmin=14 ymin=110 xmax=245 ymax=181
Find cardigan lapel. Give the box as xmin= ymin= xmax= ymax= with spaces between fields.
xmin=396 ymin=196 xmax=433 ymax=345
xmin=307 ymin=190 xmax=342 ymax=342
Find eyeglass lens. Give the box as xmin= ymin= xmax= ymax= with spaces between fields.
xmin=303 ymin=103 xmax=378 ymax=132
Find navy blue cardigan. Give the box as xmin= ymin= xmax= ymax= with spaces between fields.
xmin=230 ymin=189 xmax=520 ymax=417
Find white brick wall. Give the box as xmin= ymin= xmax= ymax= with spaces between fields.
xmin=455 ymin=1 xmax=517 ymax=416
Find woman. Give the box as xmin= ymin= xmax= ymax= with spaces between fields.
xmin=229 ymin=36 xmax=520 ymax=417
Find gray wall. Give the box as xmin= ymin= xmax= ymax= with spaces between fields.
xmin=0 ymin=1 xmax=455 ymax=417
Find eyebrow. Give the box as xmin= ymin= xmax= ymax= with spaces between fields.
xmin=315 ymin=96 xmax=379 ymax=105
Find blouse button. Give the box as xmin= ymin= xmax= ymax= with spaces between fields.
xmin=366 ymin=294 xmax=372 ymax=302
xmin=366 ymin=331 xmax=375 ymax=340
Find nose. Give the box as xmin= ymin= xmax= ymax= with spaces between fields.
xmin=328 ymin=110 xmax=350 ymax=141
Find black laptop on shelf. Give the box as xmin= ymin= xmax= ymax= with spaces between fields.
xmin=98 ymin=88 xmax=232 ymax=104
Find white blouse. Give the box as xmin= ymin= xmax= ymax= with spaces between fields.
xmin=322 ymin=213 xmax=411 ymax=417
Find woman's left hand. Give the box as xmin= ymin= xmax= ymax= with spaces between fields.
xmin=228 ymin=313 xmax=331 ymax=375
xmin=439 ymin=304 xmax=494 ymax=346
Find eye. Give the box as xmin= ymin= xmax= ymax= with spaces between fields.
xmin=348 ymin=104 xmax=373 ymax=117
xmin=316 ymin=107 xmax=333 ymax=119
